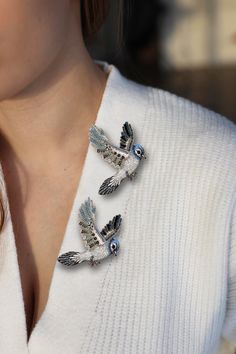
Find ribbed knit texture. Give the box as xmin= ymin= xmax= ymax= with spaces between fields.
xmin=0 ymin=62 xmax=235 ymax=354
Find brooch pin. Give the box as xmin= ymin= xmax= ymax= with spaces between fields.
xmin=57 ymin=198 xmax=122 ymax=267
xmin=89 ymin=122 xmax=146 ymax=195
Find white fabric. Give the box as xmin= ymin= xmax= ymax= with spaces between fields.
xmin=0 ymin=60 xmax=235 ymax=354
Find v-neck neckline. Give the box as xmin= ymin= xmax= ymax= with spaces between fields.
xmin=28 ymin=60 xmax=114 ymax=342
xmin=28 ymin=60 xmax=118 ymax=343
xmin=0 ymin=59 xmax=114 ymax=347
xmin=0 ymin=60 xmax=149 ymax=353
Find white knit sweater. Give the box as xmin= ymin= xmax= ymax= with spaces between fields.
xmin=0 ymin=60 xmax=235 ymax=354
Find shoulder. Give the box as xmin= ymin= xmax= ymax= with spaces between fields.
xmin=117 ymin=69 xmax=236 ymax=136
xmin=126 ymin=76 xmax=236 ymax=144
xmin=149 ymin=84 xmax=236 ymax=139
xmin=109 ymin=64 xmax=236 ymax=176
xmin=149 ymin=85 xmax=236 ymax=165
xmin=119 ymin=75 xmax=236 ymax=197
xmin=108 ymin=63 xmax=236 ymax=145
xmin=124 ymin=77 xmax=236 ymax=168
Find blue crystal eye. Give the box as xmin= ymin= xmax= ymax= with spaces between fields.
xmin=110 ymin=239 xmax=119 ymax=253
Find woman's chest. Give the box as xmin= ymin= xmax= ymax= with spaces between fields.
xmin=16 ymin=230 xmax=58 ymax=341
xmin=0 ymin=150 xmax=231 ymax=353
xmin=6 ymin=173 xmax=83 ymax=340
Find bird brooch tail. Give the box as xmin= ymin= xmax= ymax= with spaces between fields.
xmin=99 ymin=175 xmax=123 ymax=195
xmin=57 ymin=251 xmax=83 ymax=266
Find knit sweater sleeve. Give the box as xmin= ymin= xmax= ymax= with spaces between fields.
xmin=222 ymin=197 xmax=236 ymax=346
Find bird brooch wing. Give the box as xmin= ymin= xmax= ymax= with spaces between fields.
xmin=120 ymin=122 xmax=134 ymax=151
xmin=100 ymin=214 xmax=122 ymax=240
xmin=79 ymin=198 xmax=106 ymax=250
xmin=89 ymin=125 xmax=129 ymax=169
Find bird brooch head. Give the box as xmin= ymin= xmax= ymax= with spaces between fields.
xmin=57 ymin=197 xmax=122 ymax=267
xmin=131 ymin=143 xmax=146 ymax=161
xmin=109 ymin=238 xmax=120 ymax=256
xmin=89 ymin=121 xmax=146 ymax=195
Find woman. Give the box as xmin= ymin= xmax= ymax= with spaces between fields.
xmin=0 ymin=1 xmax=235 ymax=353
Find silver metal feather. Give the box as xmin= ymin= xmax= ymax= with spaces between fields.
xmin=57 ymin=198 xmax=122 ymax=267
xmin=89 ymin=122 xmax=146 ymax=195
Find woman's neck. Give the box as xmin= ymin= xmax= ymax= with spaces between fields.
xmin=0 ymin=40 xmax=107 ymax=167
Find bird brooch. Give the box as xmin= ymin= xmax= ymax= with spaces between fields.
xmin=89 ymin=121 xmax=146 ymax=195
xmin=57 ymin=197 xmax=122 ymax=267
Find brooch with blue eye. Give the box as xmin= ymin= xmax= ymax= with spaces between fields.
xmin=89 ymin=122 xmax=146 ymax=195
xmin=57 ymin=198 xmax=122 ymax=267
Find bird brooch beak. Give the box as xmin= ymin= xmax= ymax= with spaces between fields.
xmin=89 ymin=121 xmax=146 ymax=195
xmin=57 ymin=198 xmax=122 ymax=267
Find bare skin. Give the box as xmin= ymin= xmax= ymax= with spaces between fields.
xmin=0 ymin=0 xmax=108 ymax=340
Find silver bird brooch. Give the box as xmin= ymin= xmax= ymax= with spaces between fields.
xmin=57 ymin=198 xmax=122 ymax=267
xmin=89 ymin=121 xmax=146 ymax=195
